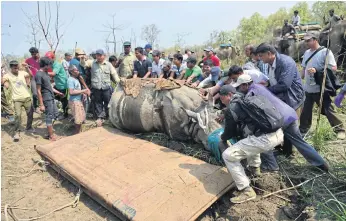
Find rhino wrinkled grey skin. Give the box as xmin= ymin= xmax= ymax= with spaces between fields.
xmin=108 ymin=83 xmax=221 ymax=149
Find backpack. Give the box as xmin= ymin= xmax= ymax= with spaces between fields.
xmin=240 ymin=94 xmax=284 ymax=133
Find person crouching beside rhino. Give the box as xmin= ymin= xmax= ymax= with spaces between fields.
xmin=218 ymin=75 xmax=329 ymax=204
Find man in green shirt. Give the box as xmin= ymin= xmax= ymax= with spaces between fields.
xmin=45 ymin=51 xmax=68 ymax=118
xmin=184 ymin=56 xmax=202 ymax=84
xmin=115 ymin=41 xmax=136 ymax=79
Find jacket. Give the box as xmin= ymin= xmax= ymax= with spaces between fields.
xmin=268 ymin=53 xmax=305 ymax=110
xmin=221 ymin=93 xmax=261 ymax=141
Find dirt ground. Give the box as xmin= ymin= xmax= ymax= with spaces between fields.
xmin=1 ymin=111 xmax=346 ymax=221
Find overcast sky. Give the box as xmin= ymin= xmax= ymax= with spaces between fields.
xmin=1 ymin=1 xmax=314 ymax=55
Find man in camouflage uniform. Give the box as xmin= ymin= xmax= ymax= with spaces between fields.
xmin=115 ymin=41 xmax=136 ymax=79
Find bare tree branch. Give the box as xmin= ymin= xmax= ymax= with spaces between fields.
xmin=141 ymin=24 xmax=161 ymax=48
xmin=98 ymin=14 xmax=126 ymax=54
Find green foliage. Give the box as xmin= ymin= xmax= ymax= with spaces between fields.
xmin=311 ymin=1 xmax=346 ymax=24
xmin=238 ymin=12 xmax=267 ymax=46
xmin=266 ymin=7 xmax=289 ymax=31
xmin=307 ymin=116 xmax=336 ymax=152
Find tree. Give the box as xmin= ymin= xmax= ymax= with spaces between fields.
xmin=21 ymin=9 xmax=43 ymax=49
xmin=36 ymin=1 xmax=72 ymax=52
xmin=311 ymin=1 xmax=346 ymax=24
xmin=209 ymin=30 xmax=219 ymax=46
xmin=100 ymin=14 xmax=125 ymax=54
xmin=217 ymin=31 xmax=232 ymax=44
xmin=238 ymin=12 xmax=266 ymax=46
xmin=174 ymin=32 xmax=190 ymax=50
xmin=289 ymin=2 xmax=313 ymax=24
xmin=141 ymin=24 xmax=161 ymax=48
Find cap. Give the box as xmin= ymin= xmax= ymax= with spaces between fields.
xmin=75 ymin=48 xmax=86 ymax=55
xmin=219 ymin=85 xmax=237 ymax=96
xmin=65 ymin=52 xmax=72 ymax=57
xmin=152 ymin=50 xmax=161 ymax=56
xmin=168 ymin=53 xmax=174 ymax=59
xmin=95 ymin=49 xmax=105 ymax=55
xmin=204 ymin=46 xmax=213 ymax=52
xmin=123 ymin=41 xmax=131 ymax=46
xmin=304 ymin=32 xmax=318 ymax=41
xmin=233 ymin=74 xmax=253 ymax=88
xmin=90 ymin=50 xmax=96 ymax=55
xmin=144 ymin=44 xmax=152 ymax=49
xmin=186 ymin=56 xmax=197 ymax=64
xmin=9 ymin=60 xmax=19 ymax=66
xmin=162 ymin=60 xmax=172 ymax=68
xmin=45 ymin=51 xmax=55 ymax=59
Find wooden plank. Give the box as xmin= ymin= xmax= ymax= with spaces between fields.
xmin=36 ymin=127 xmax=234 ymax=221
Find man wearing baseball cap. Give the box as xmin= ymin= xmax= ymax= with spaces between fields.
xmin=217 ymin=83 xmax=282 ymax=204
xmin=299 ymin=32 xmax=345 ymax=139
xmin=203 ymin=46 xmax=220 ymax=67
xmin=62 ymin=52 xmax=73 ymax=74
xmin=115 ymin=41 xmax=136 ymax=78
xmin=183 ymin=56 xmax=202 ymax=84
xmin=90 ymin=49 xmax=120 ymax=126
xmin=144 ymin=44 xmax=153 ymax=61
xmin=2 ymin=60 xmax=34 ymax=141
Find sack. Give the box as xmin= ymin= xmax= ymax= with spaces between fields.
xmin=207 ymin=128 xmax=237 ymax=163
xmin=240 ymin=95 xmax=284 ymax=133
xmin=314 ymin=68 xmax=342 ymax=97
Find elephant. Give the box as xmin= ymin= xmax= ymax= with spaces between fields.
xmin=274 ymin=31 xmax=320 ymax=62
xmin=108 ymin=79 xmax=221 ymax=149
xmin=319 ymin=20 xmax=346 ymax=68
xmin=214 ymin=45 xmax=238 ymax=63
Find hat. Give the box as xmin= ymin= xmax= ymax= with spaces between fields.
xmin=123 ymin=41 xmax=131 ymax=46
xmin=65 ymin=52 xmax=72 ymax=57
xmin=45 ymin=51 xmax=55 ymax=59
xmin=75 ymin=48 xmax=85 ymax=55
xmin=204 ymin=46 xmax=213 ymax=52
xmin=144 ymin=44 xmax=152 ymax=49
xmin=186 ymin=56 xmax=197 ymax=64
xmin=95 ymin=49 xmax=105 ymax=55
xmin=162 ymin=60 xmax=172 ymax=68
xmin=152 ymin=50 xmax=161 ymax=56
xmin=9 ymin=60 xmax=19 ymax=66
xmin=168 ymin=53 xmax=174 ymax=59
xmin=233 ymin=74 xmax=253 ymax=88
xmin=219 ymin=85 xmax=237 ymax=96
xmin=304 ymin=32 xmax=318 ymax=41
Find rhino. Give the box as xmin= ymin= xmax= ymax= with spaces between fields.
xmin=108 ymin=79 xmax=221 ymax=149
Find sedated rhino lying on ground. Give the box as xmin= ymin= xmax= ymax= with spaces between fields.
xmin=108 ymin=79 xmax=221 ymax=149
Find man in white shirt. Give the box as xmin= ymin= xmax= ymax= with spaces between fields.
xmin=182 ymin=49 xmax=191 ymax=65
xmin=151 ymin=50 xmax=165 ymax=78
xmin=292 ymin=10 xmax=300 ymax=26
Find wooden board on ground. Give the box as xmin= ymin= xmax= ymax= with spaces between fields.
xmin=36 ymin=127 xmax=234 ymax=221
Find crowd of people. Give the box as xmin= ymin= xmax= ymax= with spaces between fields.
xmin=1 ymin=25 xmax=346 ymax=204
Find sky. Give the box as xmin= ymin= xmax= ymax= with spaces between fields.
xmin=1 ymin=1 xmax=314 ymax=56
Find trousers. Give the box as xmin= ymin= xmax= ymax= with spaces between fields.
xmin=222 ymin=129 xmax=284 ymax=190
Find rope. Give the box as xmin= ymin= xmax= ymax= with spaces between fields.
xmin=5 ymin=160 xmax=49 ymax=178
xmin=1 ymin=189 xmax=82 ymax=221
